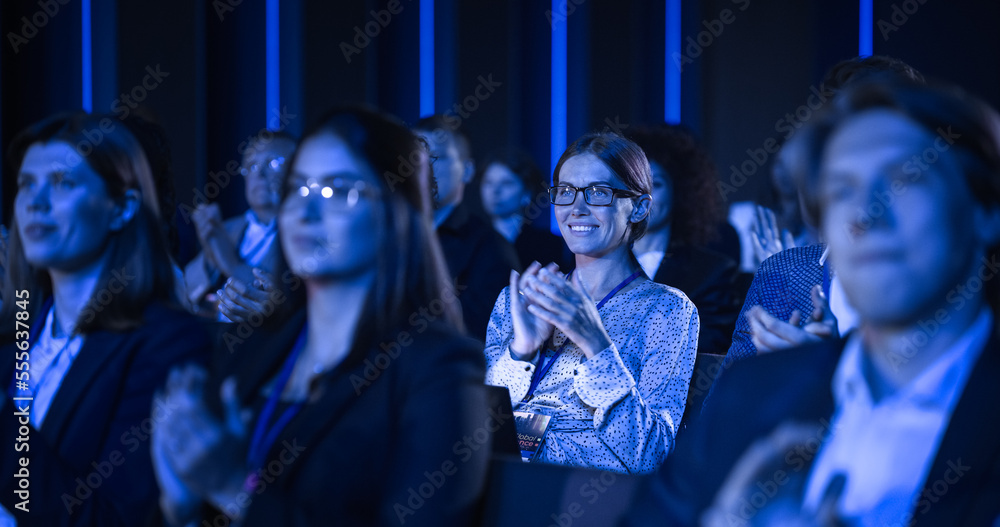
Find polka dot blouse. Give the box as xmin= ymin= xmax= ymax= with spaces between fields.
xmin=484 ymin=278 xmax=699 ymax=474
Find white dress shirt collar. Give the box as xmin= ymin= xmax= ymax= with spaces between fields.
xmin=833 ymin=307 xmax=992 ymax=410
xmin=803 ymin=308 xmax=993 ymax=522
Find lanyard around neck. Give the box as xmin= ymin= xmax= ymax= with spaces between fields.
xmin=519 ymin=270 xmax=643 ymax=404
xmin=245 ymin=324 xmax=307 ymax=488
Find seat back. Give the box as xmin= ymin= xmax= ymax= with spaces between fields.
xmin=681 ymin=352 xmax=726 ymax=429
xmin=483 ymin=384 xmax=520 ymax=457
xmin=480 ymin=457 xmax=648 ymax=527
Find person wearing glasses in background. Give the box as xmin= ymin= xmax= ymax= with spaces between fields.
xmin=182 ymin=130 xmax=296 ymax=319
xmin=485 ymin=132 xmax=699 ymax=474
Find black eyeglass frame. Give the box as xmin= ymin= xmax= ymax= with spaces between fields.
xmin=547 ymin=184 xmax=641 ymax=206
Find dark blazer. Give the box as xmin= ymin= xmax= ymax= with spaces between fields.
xmin=0 ymin=302 xmax=211 ymax=526
xmin=202 ymin=310 xmax=491 ymax=526
xmin=623 ymin=332 xmax=1000 ymax=526
xmin=438 ymin=202 xmax=521 ymax=340
xmin=651 ymin=242 xmax=741 ymax=356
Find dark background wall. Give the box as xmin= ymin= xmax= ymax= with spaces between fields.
xmin=2 ymin=0 xmax=997 ymax=261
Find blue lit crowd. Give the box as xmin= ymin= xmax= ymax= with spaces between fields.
xmin=2 ymin=55 xmax=1000 ymax=526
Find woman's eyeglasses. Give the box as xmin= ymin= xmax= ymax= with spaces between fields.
xmin=548 ymin=185 xmax=639 ymax=206
xmin=285 ymin=176 xmax=379 ymax=210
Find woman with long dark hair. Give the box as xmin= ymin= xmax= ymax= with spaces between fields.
xmin=151 ymin=106 xmax=490 ymax=526
xmin=629 ymin=125 xmax=741 ymax=356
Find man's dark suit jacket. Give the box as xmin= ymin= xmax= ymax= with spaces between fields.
xmin=0 ymin=302 xmax=210 ymax=526
xmin=651 ymin=242 xmax=741 ymax=356
xmin=201 ymin=310 xmax=492 ymax=526
xmin=438 ymin=202 xmax=521 ymax=340
xmin=623 ymin=332 xmax=1000 ymax=526
xmin=183 ymin=213 xmax=282 ymax=310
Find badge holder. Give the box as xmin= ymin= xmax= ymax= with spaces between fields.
xmin=514 ymin=410 xmax=551 ymax=462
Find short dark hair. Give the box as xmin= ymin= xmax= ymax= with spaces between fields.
xmin=799 ymin=80 xmax=1000 ymax=313
xmin=278 ymin=105 xmax=463 ymax=338
xmin=629 ymin=124 xmax=725 ymax=247
xmin=246 ymin=129 xmax=297 ymax=154
xmin=480 ymin=147 xmax=546 ymax=208
xmin=2 ymin=112 xmax=175 ymax=333
xmin=414 ymin=114 xmax=471 ymax=161
xmin=821 ymin=55 xmax=924 ymax=93
xmin=784 ymin=55 xmax=925 ymax=228
xmin=553 ymin=132 xmax=653 ymax=245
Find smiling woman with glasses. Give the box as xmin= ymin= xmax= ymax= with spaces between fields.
xmin=150 ymin=106 xmax=490 ymax=526
xmin=485 ymin=132 xmax=700 ymax=474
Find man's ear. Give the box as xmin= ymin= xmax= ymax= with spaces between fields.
xmin=110 ymin=189 xmax=141 ymax=231
xmin=631 ymin=194 xmax=652 ymax=223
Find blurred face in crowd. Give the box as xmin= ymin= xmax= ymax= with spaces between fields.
xmin=480 ymin=163 xmax=527 ymax=219
xmin=279 ymin=133 xmax=382 ymax=280
xmin=646 ymin=161 xmax=673 ymax=231
xmin=820 ymin=109 xmax=988 ymax=327
xmin=554 ymin=154 xmax=639 ymax=259
xmin=417 ymin=129 xmax=466 ymax=209
xmin=243 ymin=137 xmax=296 ymax=220
xmin=772 ymin=141 xmax=807 ymax=234
xmin=15 ymin=141 xmax=120 ymax=272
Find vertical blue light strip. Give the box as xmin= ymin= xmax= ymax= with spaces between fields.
xmin=266 ymin=0 xmax=280 ymax=128
xmin=550 ymin=0 xmax=567 ymax=235
xmin=859 ymin=0 xmax=873 ymax=56
xmin=81 ymin=0 xmax=92 ymax=111
xmin=665 ymin=0 xmax=681 ymax=123
xmin=420 ymin=0 xmax=435 ymax=116
xmin=550 ymin=0 xmax=567 ymax=175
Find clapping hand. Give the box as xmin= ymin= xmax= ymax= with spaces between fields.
xmin=218 ymin=269 xmax=277 ymax=324
xmin=748 ymin=285 xmax=838 ymax=354
xmin=152 ymin=366 xmax=252 ymax=522
xmin=518 ymin=266 xmax=615 ymax=359
xmin=702 ymin=421 xmax=846 ymax=527
xmin=508 ymin=262 xmax=558 ymax=360
xmin=192 ymin=204 xmax=239 ymax=274
xmin=751 ymin=205 xmax=797 ymax=266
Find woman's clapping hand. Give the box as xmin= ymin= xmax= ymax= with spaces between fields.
xmin=151 ymin=366 xmax=253 ymax=523
xmin=518 ymin=265 xmax=616 ymax=359
xmin=508 ymin=262 xmax=558 ymax=360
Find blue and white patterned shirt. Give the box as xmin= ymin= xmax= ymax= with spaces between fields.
xmin=485 ymin=278 xmax=699 ymax=474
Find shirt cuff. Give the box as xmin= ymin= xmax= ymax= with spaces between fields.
xmin=574 ymin=344 xmax=636 ymax=424
xmin=489 ymin=342 xmax=539 ymax=402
